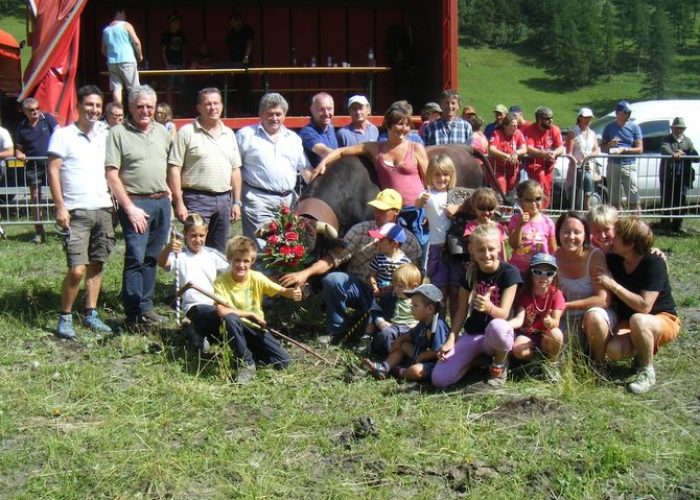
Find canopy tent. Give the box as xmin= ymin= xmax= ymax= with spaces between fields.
xmin=19 ymin=0 xmax=87 ymax=125
xmin=0 ymin=28 xmax=21 ymax=95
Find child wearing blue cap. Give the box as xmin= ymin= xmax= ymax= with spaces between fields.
xmin=509 ymin=252 xmax=566 ymax=381
xmin=363 ymin=284 xmax=449 ymax=381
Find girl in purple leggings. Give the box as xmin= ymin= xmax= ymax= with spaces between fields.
xmin=432 ymin=224 xmax=522 ymax=388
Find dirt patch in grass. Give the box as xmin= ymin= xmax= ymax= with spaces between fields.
xmin=469 ymin=395 xmax=564 ymax=422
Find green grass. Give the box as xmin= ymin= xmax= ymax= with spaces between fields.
xmin=458 ymin=45 xmax=700 ymax=126
xmin=0 ymin=12 xmax=31 ymax=76
xmin=0 ymin=222 xmax=699 ymax=497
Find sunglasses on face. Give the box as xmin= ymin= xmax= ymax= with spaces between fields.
xmin=541 ymin=116 xmax=553 ymax=122
xmin=26 ymin=108 xmax=39 ymax=112
xmin=532 ymin=268 xmax=556 ymax=278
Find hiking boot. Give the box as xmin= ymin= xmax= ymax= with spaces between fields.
xmin=542 ymin=361 xmax=562 ymax=384
xmin=32 ymin=232 xmax=46 ymax=245
xmin=56 ymin=314 xmax=76 ymax=340
xmin=318 ymin=333 xmax=343 ymax=347
xmin=234 ymin=364 xmax=256 ymax=385
xmin=82 ymin=310 xmax=113 ymax=334
xmin=140 ymin=310 xmax=167 ymax=325
xmin=487 ymin=358 xmax=509 ymax=388
xmin=628 ymin=366 xmax=656 ymax=394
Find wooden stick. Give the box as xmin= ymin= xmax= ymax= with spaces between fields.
xmin=178 ymin=281 xmax=335 ymax=366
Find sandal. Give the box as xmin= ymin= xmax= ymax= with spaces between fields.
xmin=362 ymin=358 xmax=388 ymax=380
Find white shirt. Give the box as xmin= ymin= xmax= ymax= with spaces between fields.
xmin=236 ymin=123 xmax=310 ymax=192
xmin=422 ymin=189 xmax=452 ymax=245
xmin=167 ymin=246 xmax=229 ymax=313
xmin=47 ymin=121 xmax=112 ymax=210
xmin=0 ymin=126 xmax=13 ymax=167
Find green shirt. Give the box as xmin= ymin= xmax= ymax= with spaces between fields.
xmin=105 ymin=119 xmax=170 ymax=194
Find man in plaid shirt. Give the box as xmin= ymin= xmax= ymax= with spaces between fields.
xmin=423 ymin=90 xmax=473 ymax=146
xmin=279 ymin=189 xmax=421 ymax=343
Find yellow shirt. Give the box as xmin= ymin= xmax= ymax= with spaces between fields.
xmin=213 ymin=270 xmax=283 ymax=324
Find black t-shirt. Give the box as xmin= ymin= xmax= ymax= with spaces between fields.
xmin=606 ymin=253 xmax=677 ymax=319
xmin=161 ymin=31 xmax=186 ymax=66
xmin=226 ymin=25 xmax=254 ymax=62
xmin=460 ymin=262 xmax=522 ymax=334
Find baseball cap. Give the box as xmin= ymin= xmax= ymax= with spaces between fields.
xmin=509 ymin=105 xmax=523 ymax=113
xmin=347 ymin=95 xmax=370 ymax=108
xmin=405 ymin=284 xmax=443 ymax=304
xmin=615 ymin=100 xmax=632 ymax=114
xmin=494 ymin=104 xmax=508 ymax=115
xmin=367 ymin=189 xmax=403 ymax=211
xmin=578 ymin=107 xmax=594 ymax=118
xmin=530 ymin=252 xmax=558 ymax=270
xmin=368 ymin=222 xmax=406 ymax=243
xmin=423 ymin=102 xmax=442 ymax=114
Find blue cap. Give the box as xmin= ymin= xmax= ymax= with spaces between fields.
xmin=615 ymin=100 xmax=632 ymax=114
xmin=530 ymin=252 xmax=558 ymax=270
xmin=509 ymin=105 xmax=523 ymax=113
xmin=368 ymin=222 xmax=406 ymax=244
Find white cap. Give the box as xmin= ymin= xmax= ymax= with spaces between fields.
xmin=578 ymin=107 xmax=594 ymax=118
xmin=347 ymin=95 xmax=370 ymax=108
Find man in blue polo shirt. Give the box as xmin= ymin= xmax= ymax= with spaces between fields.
xmin=336 ymin=95 xmax=379 ymax=147
xmin=15 ymin=97 xmax=58 ymax=244
xmin=602 ymin=100 xmax=643 ymax=210
xmin=423 ymin=89 xmax=472 ymax=146
xmin=299 ymin=92 xmax=338 ymax=167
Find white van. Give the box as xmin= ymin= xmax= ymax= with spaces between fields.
xmin=552 ymin=100 xmax=700 ymax=209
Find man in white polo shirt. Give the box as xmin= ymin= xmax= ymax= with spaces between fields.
xmin=47 ymin=85 xmax=115 ymax=339
xmin=168 ymin=87 xmax=242 ymax=253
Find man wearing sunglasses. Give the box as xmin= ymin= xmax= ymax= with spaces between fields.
xmin=525 ymin=106 xmax=564 ymax=209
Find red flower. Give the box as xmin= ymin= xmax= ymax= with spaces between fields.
xmin=285 ymin=222 xmax=293 ymax=231
xmin=285 ymin=231 xmax=299 ymax=242
xmin=280 ymin=245 xmax=293 ymax=256
xmin=268 ymin=221 xmax=279 ymax=233
xmin=292 ymin=244 xmax=305 ymax=258
xmin=268 ymin=234 xmax=280 ymax=245
xmin=280 ymin=206 xmax=291 ymax=215
xmin=264 ymin=246 xmax=273 ymax=254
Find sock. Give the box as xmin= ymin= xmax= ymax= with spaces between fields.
xmin=60 ymin=311 xmax=72 ymax=317
xmin=85 ymin=308 xmax=95 ymax=316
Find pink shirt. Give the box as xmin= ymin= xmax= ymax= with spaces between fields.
xmin=375 ymin=142 xmax=424 ymax=207
xmin=517 ymin=286 xmax=566 ymax=334
xmin=508 ymin=213 xmax=556 ymax=272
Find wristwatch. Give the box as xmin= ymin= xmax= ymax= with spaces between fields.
xmin=233 ymin=200 xmax=242 ymax=207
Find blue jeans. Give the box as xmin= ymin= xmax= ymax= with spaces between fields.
xmin=222 ymin=313 xmax=291 ymax=368
xmin=118 ymin=197 xmax=171 ymax=321
xmin=321 ymin=271 xmax=372 ymax=336
xmin=183 ymin=190 xmax=231 ymax=253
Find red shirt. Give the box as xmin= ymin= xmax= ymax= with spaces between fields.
xmin=517 ymin=286 xmax=566 ymax=335
xmin=525 ymin=123 xmax=563 ymax=169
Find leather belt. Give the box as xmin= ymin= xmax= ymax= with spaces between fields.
xmin=183 ymin=188 xmax=231 ymax=196
xmin=244 ymin=182 xmax=293 ymax=198
xmin=128 ymin=191 xmax=169 ymax=200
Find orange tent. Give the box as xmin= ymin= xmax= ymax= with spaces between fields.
xmin=0 ymin=28 xmax=21 ymax=95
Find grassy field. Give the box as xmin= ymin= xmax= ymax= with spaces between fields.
xmin=0 ymin=221 xmax=699 ymax=498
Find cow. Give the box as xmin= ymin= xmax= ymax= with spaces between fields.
xmin=295 ymin=144 xmax=491 ymax=247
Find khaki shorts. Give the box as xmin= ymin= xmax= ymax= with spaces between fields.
xmin=616 ymin=312 xmax=681 ymax=354
xmin=108 ymin=62 xmax=140 ymax=93
xmin=63 ymin=208 xmax=115 ymax=268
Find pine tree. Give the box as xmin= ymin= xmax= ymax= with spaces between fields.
xmin=601 ymin=1 xmax=616 ymax=79
xmin=642 ymin=8 xmax=674 ymax=98
xmin=631 ymin=0 xmax=650 ymax=73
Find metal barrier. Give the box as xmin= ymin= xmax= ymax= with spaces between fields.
xmin=551 ymin=153 xmax=700 ymax=219
xmin=0 ymin=156 xmax=55 ymax=227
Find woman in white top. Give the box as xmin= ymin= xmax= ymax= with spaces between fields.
xmin=554 ymin=211 xmax=614 ymax=345
xmin=565 ymin=107 xmax=601 ymax=208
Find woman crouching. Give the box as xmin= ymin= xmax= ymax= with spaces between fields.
xmin=593 ymin=217 xmax=680 ymax=394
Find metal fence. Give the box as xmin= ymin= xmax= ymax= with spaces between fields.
xmin=0 ymin=156 xmax=55 ymax=227
xmin=2 ymin=152 xmax=699 ymax=228
xmin=538 ymin=153 xmax=700 ymax=218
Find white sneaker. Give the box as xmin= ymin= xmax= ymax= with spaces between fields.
xmin=628 ymin=366 xmax=656 ymax=394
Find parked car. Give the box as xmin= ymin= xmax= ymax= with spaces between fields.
xmin=551 ymin=100 xmax=700 ymax=210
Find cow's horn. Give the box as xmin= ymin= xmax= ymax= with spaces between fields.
xmin=314 ymin=221 xmax=338 ymax=240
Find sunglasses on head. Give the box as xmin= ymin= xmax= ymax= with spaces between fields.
xmin=531 ymin=268 xmax=556 ymax=278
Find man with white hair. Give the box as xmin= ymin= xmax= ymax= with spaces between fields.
xmin=235 ymin=93 xmax=310 ymax=249
xmin=336 ymin=95 xmax=379 ymax=146
xmin=299 ymin=92 xmax=338 ymax=167
xmin=105 ymin=85 xmax=171 ymax=331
